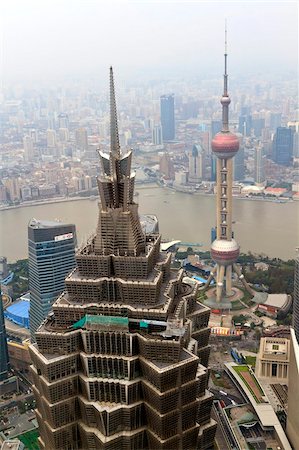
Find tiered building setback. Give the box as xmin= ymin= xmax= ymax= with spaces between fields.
xmin=29 ymin=68 xmax=216 ymax=450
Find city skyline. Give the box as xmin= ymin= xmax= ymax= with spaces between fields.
xmin=1 ymin=1 xmax=298 ymax=84
xmin=0 ymin=3 xmax=298 ymax=449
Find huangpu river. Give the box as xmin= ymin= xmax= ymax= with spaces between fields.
xmin=0 ymin=185 xmax=298 ymax=262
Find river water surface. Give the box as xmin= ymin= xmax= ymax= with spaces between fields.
xmin=0 ymin=186 xmax=298 ymax=262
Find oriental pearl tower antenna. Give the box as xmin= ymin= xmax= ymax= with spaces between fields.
xmin=205 ymin=26 xmax=255 ymax=307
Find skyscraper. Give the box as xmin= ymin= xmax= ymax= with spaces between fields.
xmin=272 ymin=127 xmax=294 ymax=166
xmin=29 ymin=68 xmax=216 ymax=450
xmin=189 ymin=144 xmax=203 ymax=184
xmin=233 ymin=134 xmax=245 ymax=181
xmin=238 ymin=113 xmax=252 ymax=136
xmin=46 ymin=129 xmax=57 ymax=148
xmin=28 ymin=219 xmax=77 ymax=338
xmin=0 ymin=294 xmax=10 ymax=381
xmin=254 ymin=145 xmax=266 ymax=184
xmin=206 ymin=30 xmax=253 ymax=306
xmin=286 ymin=250 xmax=299 ymax=449
xmin=58 ymin=113 xmax=70 ymax=129
xmin=160 ymin=94 xmax=175 ymax=141
xmin=152 ymin=123 xmax=163 ymax=145
xmin=75 ymin=127 xmax=89 ymax=151
xmin=211 ymin=120 xmax=222 ymax=139
xmin=23 ymin=135 xmax=34 ymax=162
xmin=293 ymin=251 xmax=299 ymax=342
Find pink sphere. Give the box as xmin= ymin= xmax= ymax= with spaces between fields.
xmin=211 ymin=239 xmax=240 ymax=266
xmin=212 ymin=131 xmax=239 ymax=159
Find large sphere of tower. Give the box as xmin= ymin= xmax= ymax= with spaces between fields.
xmin=212 ymin=131 xmax=239 ymax=159
xmin=211 ymin=238 xmax=240 ymax=266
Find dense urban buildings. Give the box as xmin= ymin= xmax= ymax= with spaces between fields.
xmin=28 ymin=219 xmax=77 ymax=338
xmin=29 ymin=68 xmax=216 ymax=450
xmin=160 ymin=94 xmax=175 ymax=141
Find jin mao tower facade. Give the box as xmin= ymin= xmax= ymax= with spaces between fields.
xmin=29 ymin=68 xmax=216 ymax=450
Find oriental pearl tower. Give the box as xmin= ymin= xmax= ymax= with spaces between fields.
xmin=206 ymin=29 xmax=254 ymax=306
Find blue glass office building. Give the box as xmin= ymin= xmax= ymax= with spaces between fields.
xmin=273 ymin=127 xmax=294 ymax=166
xmin=28 ymin=219 xmax=77 ymax=339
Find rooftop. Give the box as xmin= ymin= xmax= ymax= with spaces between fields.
xmin=264 ymin=293 xmax=289 ymax=308
xmin=28 ymin=218 xmax=70 ymax=229
xmin=225 ymin=362 xmax=291 ymax=450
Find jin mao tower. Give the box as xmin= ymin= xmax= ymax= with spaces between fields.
xmin=29 ymin=68 xmax=216 ymax=450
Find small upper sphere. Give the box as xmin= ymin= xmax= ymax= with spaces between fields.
xmin=210 ymin=238 xmax=240 ymax=266
xmin=212 ymin=131 xmax=239 ymax=159
xmin=221 ymin=96 xmax=231 ymax=106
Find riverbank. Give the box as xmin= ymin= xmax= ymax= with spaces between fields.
xmin=0 ymin=184 xmax=295 ymax=212
xmin=0 ymin=196 xmax=94 ymax=212
xmin=1 ymin=186 xmax=298 ymax=262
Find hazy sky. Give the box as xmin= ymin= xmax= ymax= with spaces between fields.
xmin=1 ymin=1 xmax=298 ymax=84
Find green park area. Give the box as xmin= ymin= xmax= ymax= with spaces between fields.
xmin=17 ymin=429 xmax=39 ymax=450
xmin=233 ymin=365 xmax=265 ymax=404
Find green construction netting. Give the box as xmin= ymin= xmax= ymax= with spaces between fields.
xmin=72 ymin=314 xmax=129 ymax=329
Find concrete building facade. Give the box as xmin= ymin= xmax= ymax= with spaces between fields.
xmin=256 ymin=337 xmax=290 ymax=384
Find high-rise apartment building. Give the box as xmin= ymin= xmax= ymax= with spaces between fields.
xmin=160 ymin=94 xmax=175 ymax=141
xmin=152 ymin=123 xmax=163 ymax=145
xmin=23 ymin=135 xmax=35 ymax=162
xmin=47 ymin=129 xmax=57 ymax=148
xmin=238 ymin=114 xmax=252 ymax=136
xmin=4 ymin=177 xmax=21 ymax=203
xmin=233 ymin=134 xmax=245 ymax=181
xmin=0 ymin=294 xmax=10 ymax=381
xmin=75 ymin=127 xmax=88 ymax=151
xmin=254 ymin=145 xmax=266 ymax=184
xmin=189 ymin=144 xmax=203 ymax=184
xmin=270 ymin=112 xmax=281 ymax=131
xmin=211 ymin=120 xmax=222 ymax=139
xmin=58 ymin=113 xmax=69 ymax=129
xmin=252 ymin=117 xmax=265 ymax=138
xmin=272 ymin=127 xmax=294 ymax=166
xmin=28 ymin=219 xmax=77 ymax=338
xmin=159 ymin=152 xmax=175 ymax=180
xmin=29 ymin=68 xmax=216 ymax=450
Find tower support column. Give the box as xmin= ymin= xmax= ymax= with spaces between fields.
xmin=216 ymin=264 xmax=225 ymax=303
xmin=226 ymin=265 xmax=233 ymax=296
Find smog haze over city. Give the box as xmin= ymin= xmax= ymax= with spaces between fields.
xmin=1 ymin=2 xmax=299 ymax=450
xmin=2 ymin=1 xmax=298 ymax=84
